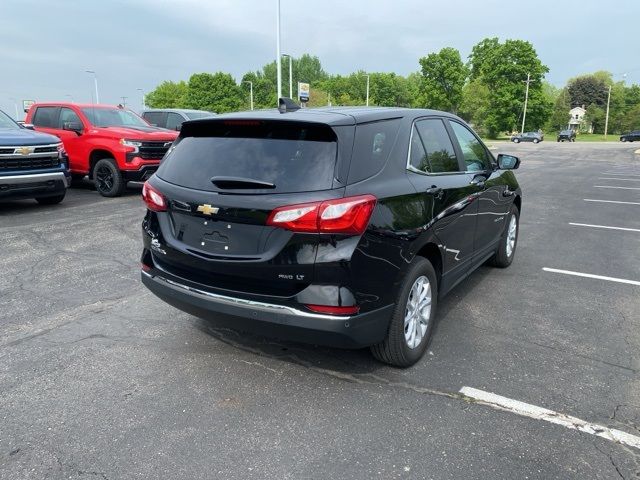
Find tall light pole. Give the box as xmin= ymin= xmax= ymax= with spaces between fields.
xmin=521 ymin=72 xmax=530 ymax=133
xmin=604 ymin=85 xmax=612 ymax=140
xmin=65 ymin=94 xmax=74 ymax=102
xmin=282 ymin=54 xmax=293 ymax=98
xmin=120 ymin=96 xmax=127 ymax=107
xmin=9 ymin=97 xmax=18 ymax=120
xmin=276 ymin=0 xmax=282 ymax=103
xmin=364 ymin=74 xmax=370 ymax=107
xmin=137 ymin=88 xmax=145 ymax=109
xmin=85 ymin=70 xmax=99 ymax=104
xmin=243 ymin=81 xmax=254 ymax=110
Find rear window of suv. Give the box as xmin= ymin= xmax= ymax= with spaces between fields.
xmin=157 ymin=120 xmax=338 ymax=193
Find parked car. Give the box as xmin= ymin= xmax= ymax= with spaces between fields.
xmin=0 ymin=109 xmax=70 ymax=204
xmin=25 ymin=103 xmax=178 ymax=197
xmin=141 ymin=109 xmax=216 ymax=131
xmin=511 ymin=132 xmax=542 ymax=143
xmin=139 ymin=105 xmax=522 ymax=367
xmin=620 ymin=130 xmax=640 ymax=142
xmin=557 ymin=129 xmax=576 ymax=142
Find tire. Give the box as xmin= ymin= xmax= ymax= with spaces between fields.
xmin=370 ymin=257 xmax=438 ymax=367
xmin=36 ymin=193 xmax=66 ymax=205
xmin=490 ymin=204 xmax=519 ymax=268
xmin=621 ymin=137 xmax=627 ymax=142
xmin=533 ymin=138 xmax=539 ymax=144
xmin=93 ymin=158 xmax=125 ymax=197
xmin=513 ymin=138 xmax=520 ymax=143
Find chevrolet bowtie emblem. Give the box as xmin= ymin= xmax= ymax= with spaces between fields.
xmin=197 ymin=204 xmax=219 ymax=215
xmin=16 ymin=146 xmax=33 ymax=156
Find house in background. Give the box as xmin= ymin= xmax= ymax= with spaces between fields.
xmin=568 ymin=106 xmax=593 ymax=133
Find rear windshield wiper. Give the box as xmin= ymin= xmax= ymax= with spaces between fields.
xmin=210 ymin=176 xmax=276 ymax=189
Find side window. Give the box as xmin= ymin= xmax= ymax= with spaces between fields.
xmin=409 ymin=126 xmax=429 ymax=173
xmin=449 ymin=121 xmax=491 ymax=172
xmin=413 ymin=119 xmax=459 ymax=173
xmin=348 ymin=119 xmax=401 ymax=183
xmin=58 ymin=108 xmax=81 ymax=128
xmin=143 ymin=112 xmax=165 ymax=127
xmin=32 ymin=107 xmax=58 ymax=128
xmin=165 ymin=113 xmax=184 ymax=131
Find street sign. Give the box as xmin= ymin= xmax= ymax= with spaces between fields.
xmin=22 ymin=100 xmax=35 ymax=113
xmin=298 ymin=82 xmax=310 ymax=103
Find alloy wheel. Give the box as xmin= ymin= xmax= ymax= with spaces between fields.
xmin=404 ymin=275 xmax=431 ymax=349
xmin=96 ymin=165 xmax=114 ymax=193
xmin=506 ymin=214 xmax=517 ymax=257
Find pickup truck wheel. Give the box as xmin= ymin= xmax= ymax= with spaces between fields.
xmin=370 ymin=257 xmax=437 ymax=368
xmin=490 ymin=204 xmax=519 ymax=268
xmin=36 ymin=193 xmax=66 ymax=205
xmin=93 ymin=158 xmax=125 ymax=197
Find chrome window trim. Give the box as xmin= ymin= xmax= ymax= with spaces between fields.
xmin=405 ymin=118 xmax=465 ymax=176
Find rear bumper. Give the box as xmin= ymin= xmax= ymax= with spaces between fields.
xmin=0 ymin=171 xmax=70 ymax=199
xmin=141 ymin=270 xmax=393 ymax=348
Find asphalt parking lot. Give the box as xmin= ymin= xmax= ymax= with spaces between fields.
xmin=1 ymin=142 xmax=639 ymax=479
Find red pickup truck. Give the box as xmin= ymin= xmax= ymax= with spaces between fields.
xmin=26 ymin=103 xmax=178 ymax=197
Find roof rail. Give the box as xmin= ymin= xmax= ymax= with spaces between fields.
xmin=278 ymin=97 xmax=301 ymax=113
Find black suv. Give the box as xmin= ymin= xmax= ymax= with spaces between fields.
xmin=557 ymin=129 xmax=576 ymax=142
xmin=140 ymin=106 xmax=522 ymax=367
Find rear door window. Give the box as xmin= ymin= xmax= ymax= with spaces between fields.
xmin=157 ymin=120 xmax=338 ymax=193
xmin=58 ymin=108 xmax=81 ymax=128
xmin=32 ymin=107 xmax=59 ymax=128
xmin=412 ymin=119 xmax=459 ymax=173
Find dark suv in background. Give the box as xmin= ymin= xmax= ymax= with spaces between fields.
xmin=140 ymin=106 xmax=522 ymax=367
xmin=141 ymin=109 xmax=216 ymax=131
xmin=0 ymin=109 xmax=69 ymax=204
xmin=557 ymin=129 xmax=576 ymax=142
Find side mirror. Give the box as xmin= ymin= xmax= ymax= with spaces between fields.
xmin=22 ymin=123 xmax=35 ymax=130
xmin=497 ymin=153 xmax=520 ymax=170
xmin=63 ymin=121 xmax=83 ymax=135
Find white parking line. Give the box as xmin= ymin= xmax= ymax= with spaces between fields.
xmin=584 ymin=199 xmax=640 ymax=205
xmin=569 ymin=222 xmax=640 ymax=232
xmin=602 ymin=172 xmax=640 ymax=176
xmin=594 ymin=185 xmax=640 ymax=190
xmin=542 ymin=268 xmax=640 ymax=286
xmin=460 ymin=387 xmax=640 ymax=450
xmin=598 ymin=177 xmax=640 ymax=181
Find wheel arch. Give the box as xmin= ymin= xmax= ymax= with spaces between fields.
xmin=89 ymin=149 xmax=116 ymax=176
xmin=414 ymin=242 xmax=443 ymax=289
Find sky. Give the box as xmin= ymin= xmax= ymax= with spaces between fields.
xmin=2 ymin=0 xmax=639 ymax=119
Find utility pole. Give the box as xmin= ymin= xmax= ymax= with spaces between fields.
xmin=120 ymin=96 xmax=127 ymax=107
xmin=276 ymin=0 xmax=282 ymax=103
xmin=604 ymin=85 xmax=612 ymax=140
xmin=521 ymin=72 xmax=530 ymax=133
xmin=365 ymin=74 xmax=370 ymax=107
xmin=243 ymin=81 xmax=254 ymax=110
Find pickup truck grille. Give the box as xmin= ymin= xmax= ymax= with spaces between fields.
xmin=139 ymin=141 xmax=172 ymax=160
xmin=0 ymin=144 xmax=60 ymax=171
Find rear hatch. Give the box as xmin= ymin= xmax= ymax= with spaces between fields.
xmin=149 ymin=119 xmax=347 ymax=298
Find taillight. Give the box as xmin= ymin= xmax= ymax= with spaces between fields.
xmin=142 ymin=182 xmax=167 ymax=212
xmin=266 ymin=194 xmax=376 ymax=235
xmin=305 ymin=304 xmax=359 ymax=315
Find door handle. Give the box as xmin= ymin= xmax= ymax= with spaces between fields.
xmin=469 ymin=177 xmax=485 ymax=188
xmin=503 ymin=187 xmax=515 ymax=197
xmin=426 ymin=186 xmax=442 ymax=196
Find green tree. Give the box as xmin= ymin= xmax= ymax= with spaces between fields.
xmin=546 ymin=88 xmax=571 ymax=131
xmin=184 ymin=72 xmax=243 ymax=113
xmin=469 ymin=38 xmax=551 ymax=137
xmin=567 ymin=74 xmax=608 ymax=109
xmin=145 ymin=80 xmax=187 ymax=108
xmin=459 ymin=79 xmax=490 ymax=133
xmin=418 ymin=47 xmax=468 ymax=113
xmin=584 ymin=103 xmax=606 ymax=133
